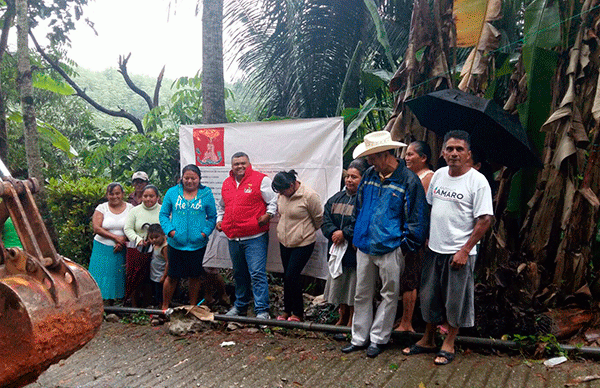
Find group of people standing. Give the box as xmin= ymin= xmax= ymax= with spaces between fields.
xmin=87 ymin=128 xmax=493 ymax=367
xmin=338 ymin=130 xmax=493 ymax=366
xmin=88 ymin=172 xmax=170 ymax=308
xmin=87 ymin=154 xmax=325 ymax=323
xmin=219 ymin=152 xmax=323 ymax=322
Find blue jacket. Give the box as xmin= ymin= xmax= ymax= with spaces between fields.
xmin=353 ymin=160 xmax=429 ymax=256
xmin=159 ymin=184 xmax=217 ymax=251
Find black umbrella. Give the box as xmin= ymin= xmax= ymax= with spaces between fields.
xmin=406 ymin=89 xmax=542 ymax=169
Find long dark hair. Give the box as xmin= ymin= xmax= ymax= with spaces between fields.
xmin=410 ymin=141 xmax=433 ymax=170
xmin=272 ymin=170 xmax=298 ymax=193
xmin=180 ymin=164 xmax=202 ymax=189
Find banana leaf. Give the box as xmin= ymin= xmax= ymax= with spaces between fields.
xmin=364 ymin=0 xmax=396 ymax=71
xmin=454 ymin=0 xmax=502 ymax=47
xmin=522 ymin=0 xmax=562 ymax=76
xmin=8 ymin=111 xmax=77 ymax=158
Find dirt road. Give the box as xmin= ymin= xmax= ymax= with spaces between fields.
xmin=26 ymin=322 xmax=600 ymax=388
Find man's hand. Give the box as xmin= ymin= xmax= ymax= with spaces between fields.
xmin=450 ymin=249 xmax=469 ymax=270
xmin=331 ymin=230 xmax=345 ymax=245
xmin=257 ymin=214 xmax=271 ymax=226
xmin=216 ymin=221 xmax=222 ymax=232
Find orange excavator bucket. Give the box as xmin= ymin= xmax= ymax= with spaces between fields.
xmin=0 ymin=172 xmax=103 ymax=387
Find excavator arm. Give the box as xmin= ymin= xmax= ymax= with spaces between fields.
xmin=0 ymin=162 xmax=103 ymax=387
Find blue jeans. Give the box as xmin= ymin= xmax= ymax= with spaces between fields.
xmin=228 ymin=233 xmax=270 ymax=314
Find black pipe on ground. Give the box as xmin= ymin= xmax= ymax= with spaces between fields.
xmin=103 ymin=306 xmax=600 ymax=357
xmin=104 ymin=306 xmax=348 ymax=333
xmin=105 ymin=306 xmax=164 ymax=316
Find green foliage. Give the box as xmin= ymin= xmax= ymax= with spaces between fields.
xmin=46 ymin=176 xmax=112 ymax=267
xmin=143 ymin=105 xmax=166 ymax=132
xmin=164 ymin=73 xmax=240 ymax=125
xmin=227 ymin=81 xmax=260 ymax=122
xmin=508 ymin=47 xmax=558 ymax=216
xmin=0 ymin=45 xmax=95 ymax=177
xmin=7 ymin=110 xmax=78 ymax=158
xmin=510 ymin=333 xmax=568 ymax=357
xmin=5 ymin=66 xmax=97 ymax=179
xmin=339 ymin=65 xmax=395 ymax=160
xmin=168 ymin=75 xmax=203 ymax=125
xmin=81 ymin=128 xmax=180 ymax=192
xmin=32 ymin=72 xmax=75 ymax=96
xmin=120 ymin=310 xmax=150 ymax=325
xmin=29 ymin=0 xmax=91 ymax=45
xmin=343 ymin=98 xmax=377 ymax=149
xmin=73 ymin=67 xmax=175 ymax=132
xmin=224 ymin=0 xmax=412 ymax=118
xmin=364 ymin=0 xmax=396 ymax=71
xmin=522 ymin=0 xmax=562 ymax=75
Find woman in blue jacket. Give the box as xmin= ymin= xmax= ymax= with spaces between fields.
xmin=159 ymin=164 xmax=216 ymax=309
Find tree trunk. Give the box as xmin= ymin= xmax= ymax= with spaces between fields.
xmin=0 ymin=0 xmax=16 ymax=162
xmin=16 ymin=0 xmax=42 ymax=183
xmin=202 ymin=0 xmax=226 ymax=124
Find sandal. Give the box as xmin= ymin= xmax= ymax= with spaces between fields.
xmin=276 ymin=314 xmax=289 ymax=321
xmin=402 ymin=344 xmax=439 ymax=356
xmin=434 ymin=350 xmax=455 ymax=365
xmin=287 ymin=315 xmax=302 ymax=322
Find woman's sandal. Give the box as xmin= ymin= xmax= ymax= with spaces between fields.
xmin=287 ymin=315 xmax=302 ymax=322
xmin=402 ymin=344 xmax=439 ymax=355
xmin=434 ymin=350 xmax=455 ymax=365
xmin=276 ymin=314 xmax=289 ymax=321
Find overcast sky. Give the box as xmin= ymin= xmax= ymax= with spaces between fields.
xmin=36 ymin=0 xmax=237 ymax=81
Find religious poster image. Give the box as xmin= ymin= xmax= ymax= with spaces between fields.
xmin=194 ymin=127 xmax=225 ymax=166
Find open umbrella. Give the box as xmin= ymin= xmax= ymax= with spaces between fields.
xmin=406 ymin=89 xmax=542 ymax=169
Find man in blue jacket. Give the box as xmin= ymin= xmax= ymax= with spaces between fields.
xmin=342 ymin=131 xmax=429 ymax=358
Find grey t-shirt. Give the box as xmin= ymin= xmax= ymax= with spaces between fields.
xmin=150 ymin=241 xmax=167 ymax=282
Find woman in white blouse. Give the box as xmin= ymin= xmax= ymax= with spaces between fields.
xmin=88 ymin=182 xmax=133 ymax=302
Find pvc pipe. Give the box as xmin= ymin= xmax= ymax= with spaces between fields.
xmin=102 ymin=306 xmax=600 ymax=357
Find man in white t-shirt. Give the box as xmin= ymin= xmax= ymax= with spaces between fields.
xmin=402 ymin=130 xmax=494 ymax=366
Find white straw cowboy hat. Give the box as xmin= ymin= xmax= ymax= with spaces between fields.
xmin=352 ymin=131 xmax=407 ymax=159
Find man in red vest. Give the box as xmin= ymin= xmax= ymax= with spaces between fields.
xmin=216 ymin=152 xmax=277 ymax=319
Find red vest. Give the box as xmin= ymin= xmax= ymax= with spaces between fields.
xmin=221 ymin=165 xmax=269 ymax=238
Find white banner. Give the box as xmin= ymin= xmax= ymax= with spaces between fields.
xmin=179 ymin=117 xmax=344 ymax=279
